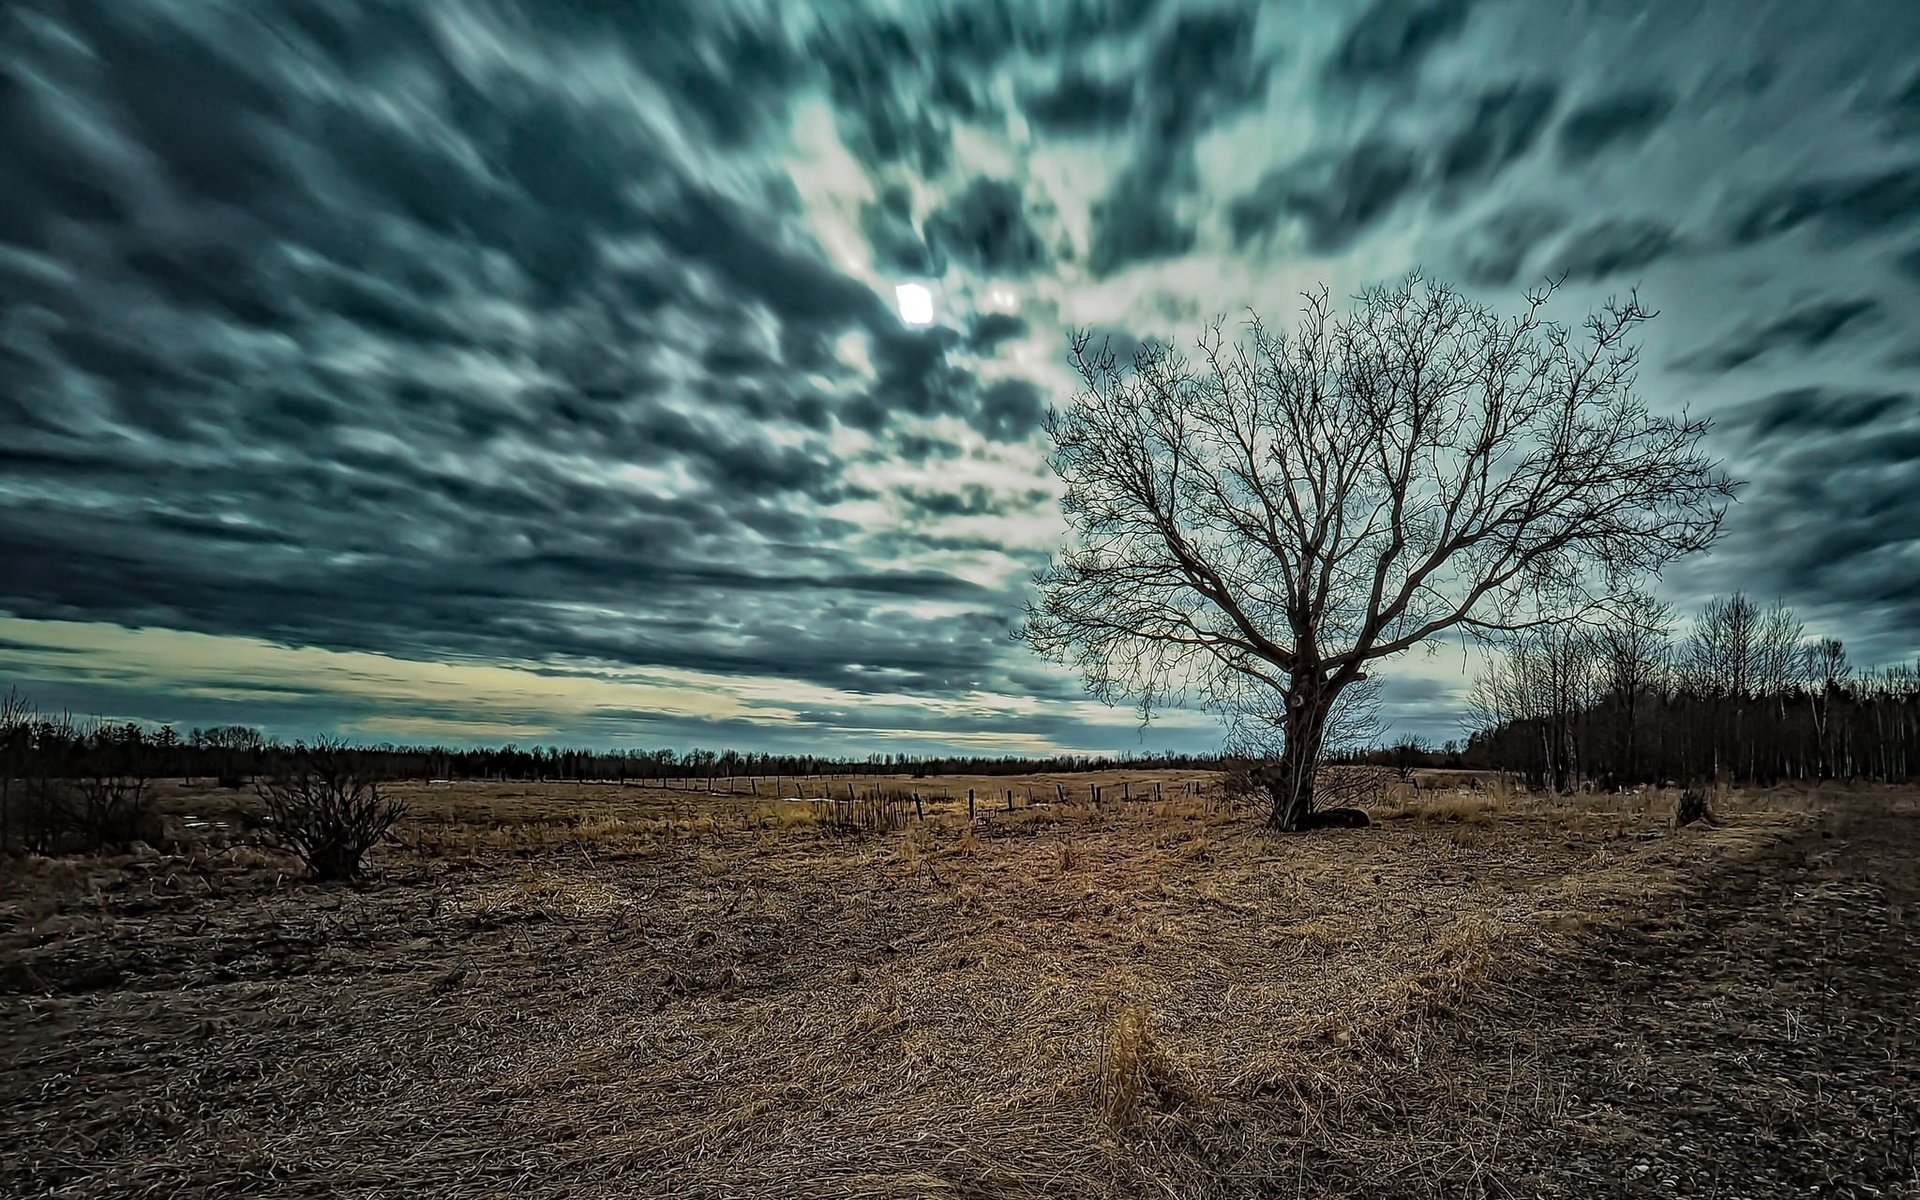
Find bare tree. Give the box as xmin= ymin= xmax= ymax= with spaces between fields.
xmin=1466 ymin=624 xmax=1598 ymax=792
xmin=256 ymin=738 xmax=407 ymax=880
xmin=1804 ymin=637 xmax=1850 ymax=779
xmin=1594 ymin=592 xmax=1673 ymax=783
xmin=1023 ymin=274 xmax=1736 ymax=829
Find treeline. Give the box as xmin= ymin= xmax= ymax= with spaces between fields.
xmin=0 ymin=687 xmax=1224 ymax=789
xmin=1463 ymin=593 xmax=1919 ymax=789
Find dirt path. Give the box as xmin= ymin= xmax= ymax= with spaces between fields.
xmin=1494 ymin=795 xmax=1920 ymax=1197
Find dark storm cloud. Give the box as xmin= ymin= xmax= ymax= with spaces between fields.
xmin=1326 ymin=0 xmax=1472 ymax=82
xmin=1885 ymin=68 xmax=1920 ymax=137
xmin=1457 ymin=204 xmax=1568 ymax=287
xmin=1547 ymin=217 xmax=1682 ymax=281
xmin=1231 ymin=140 xmax=1420 ymax=252
xmin=966 ymin=312 xmax=1031 ymax=351
xmin=1681 ymin=298 xmax=1883 ymax=372
xmin=1727 ymin=389 xmax=1911 ymax=441
xmin=861 ymin=185 xmax=937 ymax=276
xmin=1896 ymin=244 xmax=1920 ymax=283
xmin=924 ymin=178 xmax=1048 ymax=276
xmin=1726 ymin=163 xmax=1920 ymax=245
xmin=1437 ymin=82 xmax=1558 ymax=185
xmin=900 ymin=483 xmax=1051 ymax=519
xmin=1081 ymin=4 xmax=1270 ymax=275
xmin=815 ymin=17 xmax=953 ymax=175
xmin=1024 ymin=70 xmax=1136 ymax=134
xmin=1556 ymin=88 xmax=1675 ymax=163
xmin=1089 ymin=168 xmax=1199 ymax=276
xmin=8 ymin=0 xmax=1920 ymax=751
xmin=974 ymin=379 xmax=1049 ymax=441
xmin=0 ymin=0 xmax=1088 ymax=719
xmin=1676 ymin=394 xmax=1920 ymax=664
xmin=1144 ymin=7 xmax=1270 ymax=136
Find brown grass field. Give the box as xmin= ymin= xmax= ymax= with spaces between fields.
xmin=3 ymin=772 xmax=1916 ymax=1198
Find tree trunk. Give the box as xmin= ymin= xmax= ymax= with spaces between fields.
xmin=1264 ymin=684 xmax=1334 ymax=832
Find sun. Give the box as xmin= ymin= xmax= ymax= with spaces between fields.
xmin=894 ymin=282 xmax=934 ymax=327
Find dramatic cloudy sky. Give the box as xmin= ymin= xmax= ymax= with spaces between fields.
xmin=2 ymin=0 xmax=1918 ymax=753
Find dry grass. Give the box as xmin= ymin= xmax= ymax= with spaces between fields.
xmin=0 ymin=771 xmax=1865 ymax=1199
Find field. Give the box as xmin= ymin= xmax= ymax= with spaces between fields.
xmin=3 ymin=772 xmax=1916 ymax=1198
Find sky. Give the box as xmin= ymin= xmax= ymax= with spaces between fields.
xmin=2 ymin=0 xmax=1918 ymax=755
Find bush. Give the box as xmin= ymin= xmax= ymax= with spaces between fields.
xmin=4 ymin=710 xmax=160 ymax=855
xmin=256 ymin=739 xmax=407 ymax=880
xmin=1673 ymin=784 xmax=1713 ymax=828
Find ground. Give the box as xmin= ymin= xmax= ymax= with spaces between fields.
xmin=1 ymin=773 xmax=1914 ymax=1198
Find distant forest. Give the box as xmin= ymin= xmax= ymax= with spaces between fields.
xmin=1453 ymin=592 xmax=1919 ymax=789
xmin=0 ymin=694 xmax=1224 ymax=787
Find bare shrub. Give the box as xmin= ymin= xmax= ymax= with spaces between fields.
xmin=256 ymin=738 xmax=407 ymax=880
xmin=1673 ymin=783 xmax=1714 ymax=828
xmin=6 ymin=714 xmax=160 ymax=855
xmin=66 ymin=773 xmax=161 ymax=850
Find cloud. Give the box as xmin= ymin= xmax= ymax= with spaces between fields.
xmin=924 ymin=177 xmax=1049 ymax=277
xmin=1556 ymin=88 xmax=1675 ymax=163
xmin=1144 ymin=7 xmax=1271 ymax=137
xmin=967 ymin=312 xmax=1032 ymax=352
xmin=1673 ymin=392 xmax=1920 ymax=665
xmin=1680 ymin=298 xmax=1883 ymax=372
xmin=1897 ymin=243 xmax=1920 ymax=282
xmin=1886 ymin=68 xmax=1920 ymax=138
xmin=1727 ymin=163 xmax=1920 ymax=245
xmin=1082 ymin=4 xmax=1270 ymax=276
xmin=1457 ymin=204 xmax=1568 ymax=287
xmin=974 ymin=379 xmax=1050 ymax=441
xmin=1726 ymin=389 xmax=1911 ymax=441
xmin=1546 ymin=216 xmax=1682 ymax=280
xmin=5 ymin=0 xmax=1920 ymax=750
xmin=1024 ymin=70 xmax=1136 ymax=134
xmin=1089 ymin=167 xmax=1199 ymax=275
xmin=1438 ymin=82 xmax=1558 ymax=184
xmin=1231 ymin=140 xmax=1420 ymax=251
xmin=1326 ymin=0 xmax=1472 ymax=82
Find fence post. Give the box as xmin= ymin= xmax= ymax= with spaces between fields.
xmin=916 ymin=793 xmax=925 ymax=822
xmin=968 ymin=788 xmax=975 ymax=820
xmin=1006 ymin=789 xmax=1014 ymax=813
xmin=1093 ymin=784 xmax=1101 ymax=811
xmin=1055 ymin=782 xmax=1065 ymax=805
xmin=1123 ymin=780 xmax=1129 ymax=801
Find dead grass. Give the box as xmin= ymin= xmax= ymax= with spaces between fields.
xmin=0 ymin=771 xmax=1863 ymax=1199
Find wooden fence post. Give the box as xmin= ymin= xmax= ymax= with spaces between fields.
xmin=968 ymin=788 xmax=975 ymax=820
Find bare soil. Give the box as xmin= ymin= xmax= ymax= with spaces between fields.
xmin=0 ymin=776 xmax=1911 ymax=1198
xmin=1488 ymin=792 xmax=1920 ymax=1197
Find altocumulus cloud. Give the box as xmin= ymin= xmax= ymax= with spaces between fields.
xmin=2 ymin=0 xmax=1919 ymax=749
